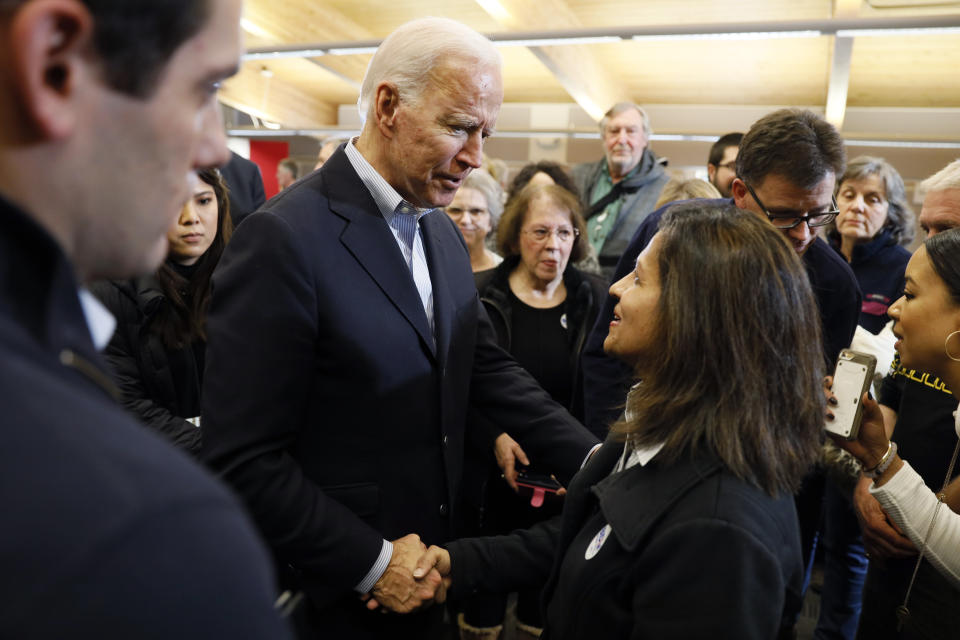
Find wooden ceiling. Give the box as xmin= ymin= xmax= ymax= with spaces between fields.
xmin=219 ymin=0 xmax=960 ymax=143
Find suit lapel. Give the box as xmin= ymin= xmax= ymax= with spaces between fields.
xmin=323 ymin=152 xmax=436 ymax=358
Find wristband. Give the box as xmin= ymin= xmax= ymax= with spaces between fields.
xmin=863 ymin=441 xmax=898 ymax=479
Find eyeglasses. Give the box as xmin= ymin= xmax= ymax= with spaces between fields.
xmin=445 ymin=206 xmax=488 ymax=219
xmin=522 ymin=227 xmax=579 ymax=243
xmin=717 ymin=161 xmax=737 ymax=171
xmin=745 ymin=182 xmax=839 ymax=230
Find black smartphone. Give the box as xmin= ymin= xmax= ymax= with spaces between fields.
xmin=515 ymin=470 xmax=562 ymax=508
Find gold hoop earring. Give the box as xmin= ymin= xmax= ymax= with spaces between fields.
xmin=946 ymin=331 xmax=960 ymax=362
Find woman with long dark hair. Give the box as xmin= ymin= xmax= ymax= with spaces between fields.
xmin=92 ymin=168 xmax=232 ymax=454
xmin=420 ymin=203 xmax=826 ymax=639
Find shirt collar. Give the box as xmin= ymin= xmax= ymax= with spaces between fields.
xmin=78 ymin=288 xmax=116 ymax=351
xmin=344 ymin=138 xmax=433 ymax=222
xmin=617 ymin=383 xmax=665 ymax=470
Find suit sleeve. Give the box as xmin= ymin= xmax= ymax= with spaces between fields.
xmin=581 ymin=211 xmax=661 ymax=435
xmin=468 ymin=299 xmax=599 ymax=485
xmin=201 ymin=211 xmax=385 ymax=596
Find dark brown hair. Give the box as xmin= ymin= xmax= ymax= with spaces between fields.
xmin=1 ymin=0 xmax=212 ymax=98
xmin=153 ymin=168 xmax=233 ymax=349
xmin=506 ymin=160 xmax=580 ymax=206
xmin=708 ymin=132 xmax=743 ymax=167
xmin=496 ymin=183 xmax=588 ymax=263
xmin=736 ymin=108 xmax=846 ymax=191
xmin=613 ymin=202 xmax=824 ymax=496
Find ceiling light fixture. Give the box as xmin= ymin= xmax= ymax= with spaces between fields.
xmin=632 ymin=30 xmax=822 ymax=42
xmin=241 ymin=16 xmax=960 ymax=61
xmin=243 ymin=49 xmax=327 ymax=61
xmin=326 ymin=46 xmax=380 ymax=55
xmin=493 ymin=36 xmax=623 ymax=47
xmin=836 ymin=26 xmax=960 ymax=37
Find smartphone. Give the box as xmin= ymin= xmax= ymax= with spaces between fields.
xmin=825 ymin=349 xmax=877 ymax=440
xmin=515 ymin=470 xmax=562 ymax=508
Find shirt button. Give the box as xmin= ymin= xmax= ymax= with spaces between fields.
xmin=442 ymin=435 xmax=449 ymax=446
xmin=439 ymin=503 xmax=448 ymax=516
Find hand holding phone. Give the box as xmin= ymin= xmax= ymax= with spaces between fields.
xmin=515 ymin=470 xmax=563 ymax=508
xmin=825 ymin=349 xmax=877 ymax=440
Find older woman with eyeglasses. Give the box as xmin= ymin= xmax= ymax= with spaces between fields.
xmin=459 ymin=182 xmax=605 ymax=640
xmin=444 ymin=170 xmax=504 ymax=272
xmin=827 ymin=156 xmax=915 ymax=334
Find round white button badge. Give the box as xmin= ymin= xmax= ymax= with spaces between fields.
xmin=585 ymin=524 xmax=611 ymax=560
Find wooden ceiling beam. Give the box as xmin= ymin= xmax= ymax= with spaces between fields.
xmin=220 ymin=62 xmax=337 ymax=129
xmin=826 ymin=0 xmax=860 ymax=129
xmin=230 ymin=0 xmax=373 ymax=126
xmin=475 ymin=0 xmax=629 ymax=121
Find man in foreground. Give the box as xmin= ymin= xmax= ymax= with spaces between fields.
xmin=0 ymin=0 xmax=289 ymax=636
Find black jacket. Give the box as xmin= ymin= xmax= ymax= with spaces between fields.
xmin=474 ymin=257 xmax=608 ymax=428
xmin=448 ymin=440 xmax=803 ymax=640
xmin=0 ymin=193 xmax=289 ymax=638
xmin=90 ymin=275 xmax=202 ymax=454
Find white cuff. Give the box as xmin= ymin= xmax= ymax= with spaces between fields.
xmin=354 ymin=539 xmax=393 ymax=593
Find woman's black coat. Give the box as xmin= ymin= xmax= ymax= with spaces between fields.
xmin=90 ymin=277 xmax=202 ymax=454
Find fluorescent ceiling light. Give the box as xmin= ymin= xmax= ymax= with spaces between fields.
xmin=223 ymin=127 xmax=960 ymax=149
xmin=836 ymin=26 xmax=960 ymax=37
xmin=240 ymin=18 xmax=276 ymax=40
xmin=476 ymin=0 xmax=512 ymax=22
xmin=243 ymin=49 xmax=326 ymax=61
xmin=326 ymin=46 xmax=380 ymax=55
xmin=632 ymin=30 xmax=822 ymax=42
xmin=493 ymin=36 xmax=623 ymax=47
xmin=846 ymin=139 xmax=960 ymax=149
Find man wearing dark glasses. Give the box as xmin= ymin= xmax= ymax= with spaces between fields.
xmin=582 ymin=108 xmax=862 ymax=639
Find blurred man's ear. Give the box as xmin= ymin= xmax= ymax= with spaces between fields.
xmin=7 ymin=0 xmax=93 ymax=140
xmin=730 ymin=178 xmax=750 ymax=210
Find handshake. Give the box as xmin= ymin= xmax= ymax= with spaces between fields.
xmin=361 ymin=534 xmax=452 ymax=614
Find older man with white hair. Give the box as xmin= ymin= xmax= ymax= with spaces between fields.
xmin=201 ymin=17 xmax=598 ymax=638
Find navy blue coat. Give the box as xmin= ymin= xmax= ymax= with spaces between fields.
xmin=201 ymin=148 xmax=599 ymax=634
xmin=828 ymin=230 xmax=910 ymax=334
xmin=0 ymin=195 xmax=289 ymax=638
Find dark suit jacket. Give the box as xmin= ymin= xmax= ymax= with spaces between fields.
xmin=0 ymin=194 xmax=289 ymax=639
xmin=448 ymin=440 xmax=804 ymax=640
xmin=220 ymin=150 xmax=266 ymax=227
xmin=201 ymin=148 xmax=598 ymax=632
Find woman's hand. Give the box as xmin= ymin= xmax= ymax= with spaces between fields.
xmin=828 ymin=389 xmax=890 ymax=470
